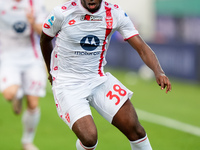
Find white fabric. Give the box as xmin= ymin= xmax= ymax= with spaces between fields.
xmin=0 ymin=59 xmax=47 ymax=97
xmin=53 ymin=73 xmax=133 ymax=129
xmin=0 ymin=0 xmax=46 ymax=59
xmin=76 ymin=139 xmax=97 ymax=150
xmin=23 ymin=143 xmax=39 ymax=150
xmin=0 ymin=0 xmax=47 ymax=97
xmin=42 ymin=0 xmax=139 ymax=86
xmin=21 ymin=108 xmax=41 ymax=144
xmin=130 ymin=135 xmax=152 ymax=150
xmin=16 ymin=88 xmax=24 ymax=100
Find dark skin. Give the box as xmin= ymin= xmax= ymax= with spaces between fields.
xmin=128 ymin=35 xmax=171 ymax=93
xmin=40 ymin=0 xmax=171 ymax=147
xmin=81 ymin=0 xmax=102 ymax=13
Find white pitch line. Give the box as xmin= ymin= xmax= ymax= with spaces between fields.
xmin=136 ymin=108 xmax=200 ymax=137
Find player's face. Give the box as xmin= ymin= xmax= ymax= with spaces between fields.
xmin=81 ymin=0 xmax=102 ymax=13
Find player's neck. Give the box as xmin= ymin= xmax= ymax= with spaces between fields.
xmin=81 ymin=0 xmax=102 ymax=13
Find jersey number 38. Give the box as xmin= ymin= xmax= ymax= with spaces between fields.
xmin=106 ymin=84 xmax=127 ymax=105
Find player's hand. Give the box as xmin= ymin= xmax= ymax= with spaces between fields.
xmin=48 ymin=74 xmax=53 ymax=85
xmin=156 ymin=73 xmax=171 ymax=93
xmin=26 ymin=9 xmax=35 ymax=26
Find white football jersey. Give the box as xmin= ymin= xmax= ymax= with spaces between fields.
xmin=42 ymin=0 xmax=139 ymax=85
xmin=0 ymin=0 xmax=46 ymax=61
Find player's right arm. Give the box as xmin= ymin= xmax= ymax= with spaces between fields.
xmin=40 ymin=6 xmax=64 ymax=84
xmin=40 ymin=32 xmax=54 ymax=84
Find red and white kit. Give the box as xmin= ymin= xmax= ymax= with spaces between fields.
xmin=0 ymin=0 xmax=47 ymax=96
xmin=42 ymin=0 xmax=139 ymax=128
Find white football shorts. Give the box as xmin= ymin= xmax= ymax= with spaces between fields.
xmin=52 ymin=72 xmax=133 ymax=129
xmin=0 ymin=60 xmax=47 ymax=97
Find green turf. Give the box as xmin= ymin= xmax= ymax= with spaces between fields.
xmin=0 ymin=68 xmax=200 ymax=150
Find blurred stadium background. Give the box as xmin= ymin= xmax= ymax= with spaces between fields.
xmin=0 ymin=0 xmax=200 ymax=149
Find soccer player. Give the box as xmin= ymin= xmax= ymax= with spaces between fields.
xmin=0 ymin=0 xmax=47 ymax=150
xmin=40 ymin=0 xmax=172 ymax=150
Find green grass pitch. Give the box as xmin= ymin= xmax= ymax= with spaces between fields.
xmin=0 ymin=68 xmax=200 ymax=150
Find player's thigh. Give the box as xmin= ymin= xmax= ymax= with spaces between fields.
xmin=91 ymin=72 xmax=133 ymax=123
xmin=112 ymin=99 xmax=146 ymax=140
xmin=72 ymin=115 xmax=97 ymax=146
xmin=23 ymin=64 xmax=47 ymax=97
xmin=112 ymin=99 xmax=139 ymax=126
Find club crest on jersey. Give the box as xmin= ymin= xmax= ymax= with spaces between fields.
xmin=13 ymin=21 xmax=27 ymax=33
xmin=80 ymin=14 xmax=102 ymax=21
xmin=48 ymin=15 xmax=56 ymax=26
xmin=106 ymin=17 xmax=113 ymax=29
xmin=80 ymin=35 xmax=100 ymax=51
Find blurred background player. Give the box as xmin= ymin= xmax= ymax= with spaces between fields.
xmin=40 ymin=0 xmax=171 ymax=150
xmin=0 ymin=0 xmax=47 ymax=149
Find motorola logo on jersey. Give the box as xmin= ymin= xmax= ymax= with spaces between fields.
xmin=13 ymin=21 xmax=26 ymax=33
xmin=80 ymin=35 xmax=100 ymax=51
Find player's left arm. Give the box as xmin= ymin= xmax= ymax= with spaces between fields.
xmin=127 ymin=35 xmax=172 ymax=93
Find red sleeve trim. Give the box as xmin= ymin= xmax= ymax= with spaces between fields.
xmin=124 ymin=34 xmax=139 ymax=41
xmin=43 ymin=31 xmax=55 ymax=38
